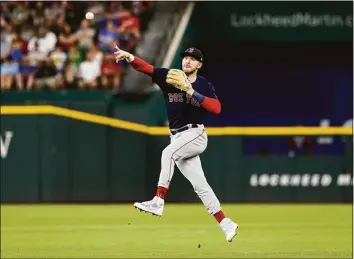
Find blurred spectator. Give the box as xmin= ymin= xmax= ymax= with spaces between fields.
xmin=11 ymin=2 xmax=31 ymax=27
xmin=132 ymin=1 xmax=146 ymax=16
xmin=100 ymin=54 xmax=122 ymax=90
xmin=20 ymin=23 xmax=36 ymax=42
xmin=98 ymin=21 xmax=118 ymax=53
xmin=99 ymin=11 xmax=121 ymax=28
xmin=20 ymin=56 xmax=36 ymax=90
xmin=2 ymin=24 xmax=16 ymax=44
xmin=1 ymin=33 xmax=11 ymax=59
xmin=74 ymin=19 xmax=95 ymax=53
xmin=44 ymin=1 xmax=65 ymax=23
xmin=27 ymin=41 xmax=47 ymax=67
xmin=118 ymin=16 xmax=141 ymax=52
xmin=47 ymin=14 xmax=66 ymax=37
xmin=119 ymin=13 xmax=141 ymax=33
xmin=67 ymin=45 xmax=84 ymax=74
xmin=89 ymin=44 xmax=104 ymax=65
xmin=9 ymin=32 xmax=26 ymax=62
xmin=78 ymin=52 xmax=100 ymax=89
xmin=111 ymin=2 xmax=132 ymax=20
xmin=27 ymin=27 xmax=57 ymax=55
xmin=34 ymin=58 xmax=58 ymax=90
xmin=1 ymin=56 xmax=23 ymax=91
xmin=58 ymin=23 xmax=75 ymax=51
xmin=63 ymin=66 xmax=78 ymax=89
xmin=109 ymin=2 xmax=125 ymax=14
xmin=99 ymin=3 xmax=134 ymax=35
xmin=131 ymin=1 xmax=154 ymax=32
xmin=49 ymin=45 xmax=67 ymax=72
xmin=1 ymin=16 xmax=8 ymax=29
xmin=54 ymin=64 xmax=69 ymax=90
xmin=1 ymin=1 xmax=155 ymax=91
xmin=64 ymin=2 xmax=87 ymax=31
xmin=0 ymin=3 xmax=12 ymax=23
xmin=87 ymin=2 xmax=107 ymax=24
xmin=30 ymin=1 xmax=46 ymax=27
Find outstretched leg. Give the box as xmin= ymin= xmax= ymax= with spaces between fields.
xmin=134 ymin=128 xmax=206 ymax=216
xmin=176 ymin=155 xmax=221 ymax=215
xmin=176 ymin=156 xmax=239 ymax=242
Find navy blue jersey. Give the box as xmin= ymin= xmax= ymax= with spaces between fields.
xmin=151 ymin=67 xmax=217 ymax=129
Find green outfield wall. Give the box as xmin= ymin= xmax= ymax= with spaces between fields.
xmin=1 ymin=92 xmax=352 ymax=203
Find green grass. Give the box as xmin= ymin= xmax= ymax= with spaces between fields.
xmin=1 ymin=204 xmax=352 ymax=258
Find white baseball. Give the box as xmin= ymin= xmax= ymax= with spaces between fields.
xmin=85 ymin=12 xmax=94 ymax=20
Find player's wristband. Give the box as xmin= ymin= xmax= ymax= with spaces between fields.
xmin=192 ymin=91 xmax=205 ymax=103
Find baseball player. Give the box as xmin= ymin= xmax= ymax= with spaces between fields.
xmin=114 ymin=46 xmax=239 ymax=242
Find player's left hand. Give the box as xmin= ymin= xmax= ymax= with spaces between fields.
xmin=166 ymin=69 xmax=192 ymax=92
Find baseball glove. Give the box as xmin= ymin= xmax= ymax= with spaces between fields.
xmin=166 ymin=69 xmax=192 ymax=92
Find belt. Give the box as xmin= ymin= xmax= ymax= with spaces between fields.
xmin=170 ymin=124 xmax=199 ymax=135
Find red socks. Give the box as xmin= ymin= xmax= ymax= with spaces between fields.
xmin=155 ymin=187 xmax=225 ymax=223
xmin=156 ymin=186 xmax=168 ymax=199
xmin=213 ymin=210 xmax=225 ymax=223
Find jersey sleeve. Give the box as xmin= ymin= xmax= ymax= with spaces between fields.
xmin=196 ymin=81 xmax=221 ymax=115
xmin=207 ymin=82 xmax=218 ymax=99
xmin=151 ymin=67 xmax=169 ymax=85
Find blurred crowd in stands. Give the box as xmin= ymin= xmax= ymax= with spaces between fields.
xmin=0 ymin=1 xmax=155 ymax=92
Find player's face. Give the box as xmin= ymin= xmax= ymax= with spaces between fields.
xmin=182 ymin=56 xmax=202 ymax=74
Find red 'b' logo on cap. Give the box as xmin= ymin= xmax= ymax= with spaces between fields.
xmin=187 ymin=48 xmax=194 ymax=53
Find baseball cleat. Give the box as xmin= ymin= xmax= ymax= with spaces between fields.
xmin=219 ymin=218 xmax=239 ymax=242
xmin=133 ymin=196 xmax=164 ymax=217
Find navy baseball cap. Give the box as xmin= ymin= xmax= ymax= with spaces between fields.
xmin=180 ymin=47 xmax=203 ymax=62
